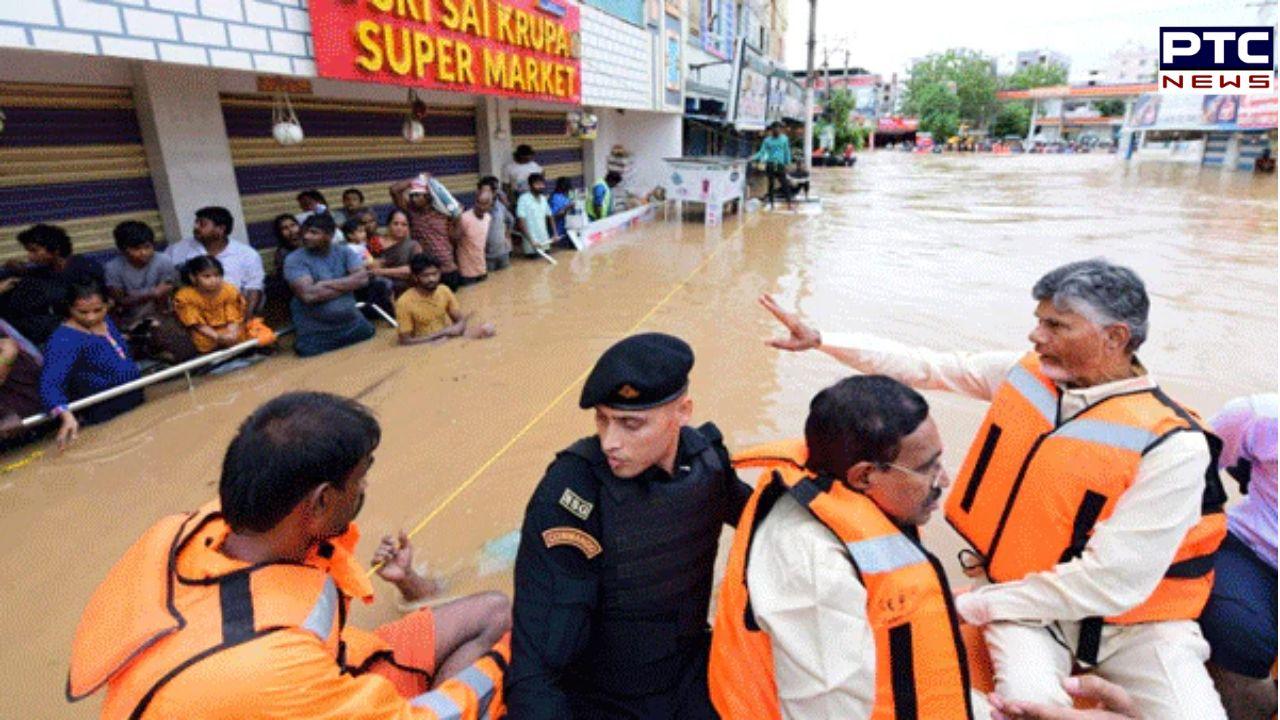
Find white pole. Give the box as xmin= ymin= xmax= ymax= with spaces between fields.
xmin=360 ymin=301 xmax=399 ymax=328
xmin=20 ymin=300 xmax=403 ymax=429
xmin=20 ymin=338 xmax=264 ymax=428
xmin=803 ymin=0 xmax=817 ymax=172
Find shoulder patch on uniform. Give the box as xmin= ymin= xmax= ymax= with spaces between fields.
xmin=559 ymin=488 xmax=594 ymax=520
xmin=542 ymin=527 xmax=602 ymax=558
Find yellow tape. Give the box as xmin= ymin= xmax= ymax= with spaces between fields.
xmin=0 ymin=449 xmax=43 ymax=475
xmin=369 ymin=223 xmax=739 ymax=576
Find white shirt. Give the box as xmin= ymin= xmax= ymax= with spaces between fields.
xmin=166 ymin=237 xmax=265 ymax=293
xmin=818 ymin=332 xmax=1212 ymax=626
xmin=503 ymin=160 xmax=543 ymax=195
xmin=748 ymin=492 xmax=876 ymax=719
xmin=749 ymin=490 xmax=994 ymax=719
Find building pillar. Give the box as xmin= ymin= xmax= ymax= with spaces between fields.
xmin=1026 ymin=98 xmax=1039 ymax=144
xmin=583 ymin=107 xmax=615 ymax=188
xmin=131 ymin=63 xmax=246 ymax=244
xmin=476 ymin=96 xmax=509 ymax=180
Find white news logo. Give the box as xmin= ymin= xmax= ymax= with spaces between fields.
xmin=1158 ymin=27 xmax=1276 ymax=94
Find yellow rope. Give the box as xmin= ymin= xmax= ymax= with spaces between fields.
xmin=0 ymin=448 xmax=42 ymax=475
xmin=369 ymin=226 xmax=738 ymax=576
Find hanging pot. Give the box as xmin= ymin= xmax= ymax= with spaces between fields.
xmin=403 ymin=89 xmax=428 ymax=143
xmin=402 ymin=118 xmax=426 ymax=143
xmin=271 ymin=93 xmax=304 ymax=146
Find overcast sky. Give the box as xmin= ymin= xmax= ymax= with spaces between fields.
xmin=784 ymin=0 xmax=1275 ymax=80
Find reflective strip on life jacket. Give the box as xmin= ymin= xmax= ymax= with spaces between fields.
xmin=1006 ymin=364 xmax=1058 ymax=424
xmin=1052 ymin=419 xmax=1156 ymax=452
xmin=300 ymin=577 xmax=340 ymax=641
xmin=846 ymin=534 xmax=929 ymax=574
xmin=409 ymin=648 xmax=506 ymax=720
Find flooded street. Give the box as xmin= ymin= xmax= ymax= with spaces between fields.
xmin=3 ymin=152 xmax=1274 ymax=717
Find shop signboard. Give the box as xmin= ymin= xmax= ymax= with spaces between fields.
xmin=1132 ymin=94 xmax=1161 ymax=127
xmin=877 ymin=115 xmax=919 ymax=132
xmin=732 ymin=41 xmax=770 ymax=130
xmin=702 ymin=0 xmax=735 ymax=60
xmin=1131 ymin=91 xmax=1276 ymax=129
xmin=308 ymin=0 xmax=582 ymax=104
xmin=1237 ymin=94 xmax=1278 ymax=128
xmin=739 ymin=1 xmax=762 ymax=52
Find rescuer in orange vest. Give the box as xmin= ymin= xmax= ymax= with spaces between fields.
xmin=709 ymin=375 xmax=982 ymax=719
xmin=759 ymin=258 xmax=1229 ymax=720
xmin=68 ymin=392 xmax=512 ymax=720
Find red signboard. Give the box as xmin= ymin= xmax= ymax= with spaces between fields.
xmin=308 ymin=0 xmax=581 ymax=104
xmin=877 ymin=115 xmax=918 ymax=132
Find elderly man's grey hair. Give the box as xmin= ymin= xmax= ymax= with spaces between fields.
xmin=1032 ymin=259 xmax=1150 ymax=352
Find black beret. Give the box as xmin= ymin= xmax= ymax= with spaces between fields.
xmin=579 ymin=333 xmax=694 ymax=410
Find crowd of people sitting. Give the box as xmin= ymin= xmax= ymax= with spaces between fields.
xmin=0 ymin=145 xmax=596 ymax=450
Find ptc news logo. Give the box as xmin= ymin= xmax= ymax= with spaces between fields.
xmin=1159 ymin=27 xmax=1276 ymax=94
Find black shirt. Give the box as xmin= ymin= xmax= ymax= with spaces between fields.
xmin=506 ymin=425 xmax=750 ymax=719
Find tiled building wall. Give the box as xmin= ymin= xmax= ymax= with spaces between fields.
xmin=0 ymin=0 xmax=315 ymax=76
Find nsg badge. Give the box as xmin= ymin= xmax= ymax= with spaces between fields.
xmin=1159 ymin=27 xmax=1276 ymax=94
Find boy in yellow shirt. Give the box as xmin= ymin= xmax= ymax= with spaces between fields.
xmin=394 ymin=254 xmax=496 ymax=345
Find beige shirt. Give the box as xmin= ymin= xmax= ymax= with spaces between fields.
xmin=749 ymin=492 xmax=994 ymax=719
xmin=818 ymin=332 xmax=1211 ymax=626
xmin=748 ymin=492 xmax=876 ymax=719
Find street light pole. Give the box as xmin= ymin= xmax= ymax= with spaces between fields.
xmin=803 ymin=0 xmax=817 ymax=172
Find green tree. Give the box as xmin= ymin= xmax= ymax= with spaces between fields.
xmin=1096 ymin=99 xmax=1125 ymax=117
xmin=991 ymin=102 xmax=1031 ymax=137
xmin=908 ymin=81 xmax=962 ymax=141
xmin=903 ymin=49 xmax=999 ymax=129
xmin=1004 ymin=63 xmax=1068 ymax=90
xmin=823 ymin=89 xmax=868 ymax=150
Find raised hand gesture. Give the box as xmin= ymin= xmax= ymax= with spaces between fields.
xmin=759 ymin=293 xmax=822 ymax=352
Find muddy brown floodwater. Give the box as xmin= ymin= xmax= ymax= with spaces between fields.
xmin=2 ymin=152 xmax=1274 ymax=717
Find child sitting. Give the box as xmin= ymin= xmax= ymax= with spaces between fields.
xmin=344 ymin=217 xmax=395 ymax=317
xmin=394 ymin=254 xmax=495 ymax=346
xmin=103 ymin=221 xmax=197 ymax=364
xmin=173 ymin=257 xmax=274 ymax=354
xmin=39 ymin=280 xmax=144 ymax=448
xmin=342 ymin=218 xmax=376 ymax=267
xmin=358 ymin=208 xmax=386 ymax=257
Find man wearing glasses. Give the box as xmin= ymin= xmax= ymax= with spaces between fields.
xmin=758 ymin=258 xmax=1228 ymax=720
xmin=710 ymin=375 xmax=980 ymax=719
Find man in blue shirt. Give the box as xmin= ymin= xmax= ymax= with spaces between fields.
xmin=752 ymin=122 xmax=793 ymax=209
xmin=283 ymin=214 xmax=375 ymax=357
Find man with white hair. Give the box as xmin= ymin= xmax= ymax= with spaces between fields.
xmin=761 ymin=259 xmax=1229 ymax=719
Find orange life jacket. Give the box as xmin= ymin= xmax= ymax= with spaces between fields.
xmin=68 ymin=503 xmax=506 ymax=719
xmin=944 ymin=354 xmax=1226 ymax=660
xmin=710 ymin=440 xmax=974 ymax=720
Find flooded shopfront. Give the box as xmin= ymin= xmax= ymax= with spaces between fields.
xmin=2 ymin=152 xmax=1274 ymax=716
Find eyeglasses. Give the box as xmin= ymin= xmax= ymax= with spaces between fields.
xmin=876 ymin=460 xmax=946 ymax=491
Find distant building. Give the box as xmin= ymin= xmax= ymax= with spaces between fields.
xmin=879 ymin=73 xmax=902 ymax=115
xmin=1085 ymin=42 xmax=1156 ymax=86
xmin=1016 ymin=49 xmax=1071 ymax=75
